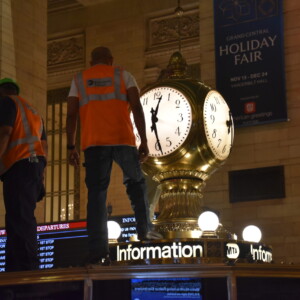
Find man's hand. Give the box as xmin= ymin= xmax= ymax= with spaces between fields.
xmin=68 ymin=148 xmax=80 ymax=167
xmin=127 ymin=87 xmax=149 ymax=159
xmin=138 ymin=141 xmax=149 ymax=163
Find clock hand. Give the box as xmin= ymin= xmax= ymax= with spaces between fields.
xmin=154 ymin=96 xmax=162 ymax=115
xmin=226 ymin=111 xmax=233 ymax=134
xmin=226 ymin=111 xmax=234 ymax=153
xmin=150 ymin=95 xmax=162 ymax=124
xmin=150 ymin=98 xmax=163 ymax=155
xmin=152 ymin=122 xmax=163 ymax=155
xmin=150 ymin=107 xmax=158 ymax=132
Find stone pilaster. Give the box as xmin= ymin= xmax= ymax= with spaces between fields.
xmin=0 ymin=0 xmax=47 ymax=225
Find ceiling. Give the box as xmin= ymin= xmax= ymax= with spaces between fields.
xmin=47 ymin=0 xmax=113 ymax=13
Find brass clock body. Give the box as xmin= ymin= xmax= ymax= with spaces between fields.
xmin=138 ymin=79 xmax=233 ymax=178
xmin=135 ymin=78 xmax=234 ymax=238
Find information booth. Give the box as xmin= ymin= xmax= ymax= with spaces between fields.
xmin=0 ymin=219 xmax=300 ymax=300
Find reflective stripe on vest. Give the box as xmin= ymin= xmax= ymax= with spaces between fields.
xmin=0 ymin=96 xmax=43 ymax=175
xmin=10 ymin=96 xmax=41 ymax=155
xmin=76 ymin=67 xmax=127 ymax=107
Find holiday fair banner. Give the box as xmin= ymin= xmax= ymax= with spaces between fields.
xmin=213 ymin=0 xmax=287 ymax=127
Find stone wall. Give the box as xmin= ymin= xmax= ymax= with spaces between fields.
xmin=0 ymin=0 xmax=47 ymax=225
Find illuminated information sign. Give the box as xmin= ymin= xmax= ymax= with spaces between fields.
xmin=0 ymin=214 xmax=272 ymax=272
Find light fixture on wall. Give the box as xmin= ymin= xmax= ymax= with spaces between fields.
xmin=242 ymin=225 xmax=262 ymax=243
xmin=198 ymin=211 xmax=220 ymax=237
xmin=107 ymin=220 xmax=121 ymax=243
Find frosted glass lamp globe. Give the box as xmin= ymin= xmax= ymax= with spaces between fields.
xmin=107 ymin=220 xmax=121 ymax=243
xmin=198 ymin=211 xmax=219 ymax=232
xmin=242 ymin=225 xmax=262 ymax=243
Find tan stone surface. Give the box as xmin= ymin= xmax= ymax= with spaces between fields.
xmin=0 ymin=0 xmax=47 ymax=224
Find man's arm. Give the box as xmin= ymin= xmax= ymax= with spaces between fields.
xmin=41 ymin=140 xmax=48 ymax=159
xmin=41 ymin=137 xmax=48 ymax=188
xmin=40 ymin=119 xmax=48 ymax=160
xmin=127 ymin=86 xmax=149 ymax=162
xmin=0 ymin=97 xmax=15 ymax=157
xmin=66 ymin=96 xmax=80 ymax=167
xmin=0 ymin=126 xmax=12 ymax=157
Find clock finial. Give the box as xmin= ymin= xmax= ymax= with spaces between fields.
xmin=165 ymin=51 xmax=188 ymax=79
xmin=156 ymin=1 xmax=188 ymax=81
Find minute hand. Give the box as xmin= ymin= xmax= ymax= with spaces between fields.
xmin=150 ymin=96 xmax=162 ymax=129
xmin=150 ymin=96 xmax=163 ymax=154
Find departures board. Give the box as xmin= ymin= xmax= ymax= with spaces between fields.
xmin=0 ymin=215 xmax=138 ymax=272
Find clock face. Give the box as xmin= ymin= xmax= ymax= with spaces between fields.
xmin=203 ymin=90 xmax=234 ymax=160
xmin=132 ymin=86 xmax=192 ymax=157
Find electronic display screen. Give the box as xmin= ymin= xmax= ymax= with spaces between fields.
xmin=0 ymin=215 xmax=139 ymax=272
xmin=131 ymin=278 xmax=202 ymax=300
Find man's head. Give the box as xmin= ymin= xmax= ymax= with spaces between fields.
xmin=0 ymin=78 xmax=20 ymax=96
xmin=90 ymin=47 xmax=113 ymax=66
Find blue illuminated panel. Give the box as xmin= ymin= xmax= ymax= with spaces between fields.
xmin=0 ymin=215 xmax=137 ymax=272
xmin=131 ymin=278 xmax=202 ymax=300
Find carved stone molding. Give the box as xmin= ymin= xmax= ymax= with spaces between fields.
xmin=47 ymin=33 xmax=85 ymax=72
xmin=144 ymin=7 xmax=200 ymax=85
xmin=147 ymin=8 xmax=199 ymax=51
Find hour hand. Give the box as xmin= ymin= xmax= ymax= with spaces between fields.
xmin=226 ymin=111 xmax=233 ymax=134
xmin=150 ymin=108 xmax=158 ymax=132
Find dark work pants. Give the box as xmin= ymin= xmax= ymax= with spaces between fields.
xmin=84 ymin=146 xmax=151 ymax=260
xmin=2 ymin=158 xmax=45 ymax=272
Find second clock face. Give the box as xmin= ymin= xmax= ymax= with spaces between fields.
xmin=203 ymin=90 xmax=234 ymax=160
xmin=133 ymin=86 xmax=192 ymax=157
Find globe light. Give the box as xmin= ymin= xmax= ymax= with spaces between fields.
xmin=107 ymin=220 xmax=121 ymax=243
xmin=242 ymin=225 xmax=262 ymax=243
xmin=198 ymin=211 xmax=219 ymax=232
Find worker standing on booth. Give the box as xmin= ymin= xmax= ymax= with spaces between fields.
xmin=0 ymin=78 xmax=47 ymax=272
xmin=66 ymin=47 xmax=162 ymax=266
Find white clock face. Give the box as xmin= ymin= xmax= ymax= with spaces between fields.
xmin=132 ymin=86 xmax=192 ymax=157
xmin=203 ymin=90 xmax=234 ymax=160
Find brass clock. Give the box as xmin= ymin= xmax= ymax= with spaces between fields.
xmin=133 ymin=81 xmax=234 ymax=176
xmin=132 ymin=52 xmax=234 ymax=238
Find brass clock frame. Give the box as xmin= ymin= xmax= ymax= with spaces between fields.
xmin=142 ymin=79 xmax=228 ymax=178
xmin=141 ymin=78 xmax=232 ymax=239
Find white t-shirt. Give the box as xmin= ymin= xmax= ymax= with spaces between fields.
xmin=68 ymin=68 xmax=139 ymax=97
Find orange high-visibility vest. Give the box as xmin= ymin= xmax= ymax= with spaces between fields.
xmin=74 ymin=64 xmax=136 ymax=150
xmin=0 ymin=96 xmax=45 ymax=176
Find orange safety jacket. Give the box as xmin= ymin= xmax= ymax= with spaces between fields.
xmin=74 ymin=64 xmax=136 ymax=150
xmin=0 ymin=96 xmax=45 ymax=176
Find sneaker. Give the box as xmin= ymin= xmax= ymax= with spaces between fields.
xmin=139 ymin=230 xmax=163 ymax=241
